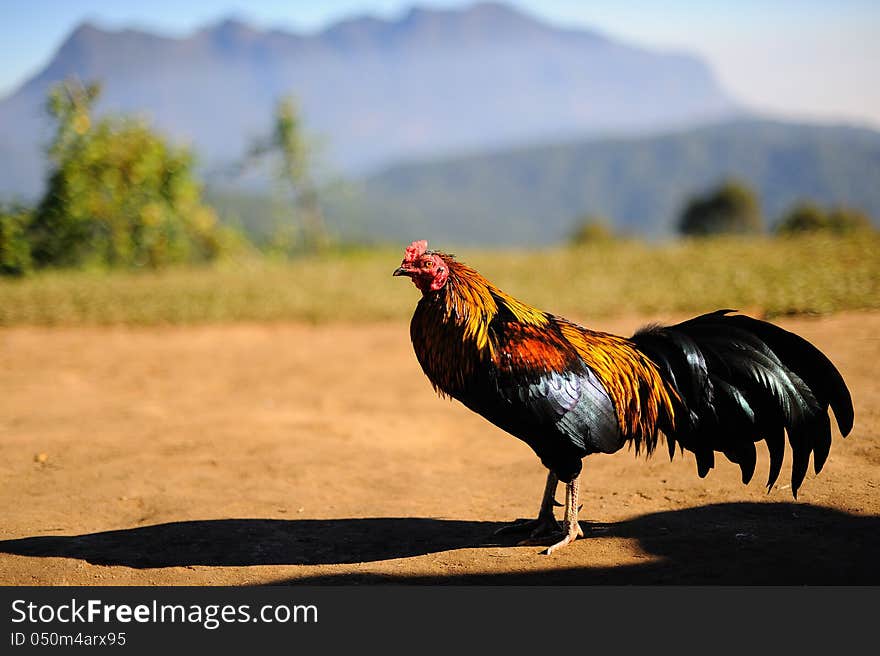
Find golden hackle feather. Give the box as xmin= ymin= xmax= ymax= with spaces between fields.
xmin=413 ymin=256 xmax=677 ymax=448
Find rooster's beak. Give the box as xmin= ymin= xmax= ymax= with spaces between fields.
xmin=392 ymin=266 xmax=411 ymax=277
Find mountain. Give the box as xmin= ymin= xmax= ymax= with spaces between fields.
xmin=308 ymin=119 xmax=880 ymax=245
xmin=0 ymin=2 xmax=740 ymax=198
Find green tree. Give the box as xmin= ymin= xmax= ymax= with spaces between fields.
xmin=776 ymin=202 xmax=874 ymax=235
xmin=569 ymin=215 xmax=614 ymax=245
xmin=826 ymin=206 xmax=873 ymax=234
xmin=0 ymin=204 xmax=33 ymax=276
xmin=679 ymin=179 xmax=764 ymax=237
xmin=776 ymin=201 xmax=828 ymax=235
xmin=28 ymin=80 xmax=240 ymax=270
xmin=247 ymin=97 xmax=327 ymax=254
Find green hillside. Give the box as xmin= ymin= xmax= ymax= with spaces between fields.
xmin=294 ymin=119 xmax=880 ymax=246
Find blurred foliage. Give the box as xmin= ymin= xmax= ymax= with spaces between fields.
xmin=312 ymin=121 xmax=880 ymax=245
xmin=22 ymin=80 xmax=243 ymax=273
xmin=827 ymin=207 xmax=874 ymax=233
xmin=569 ymin=215 xmax=615 ymax=246
xmin=776 ymin=201 xmax=826 ymax=234
xmin=777 ymin=202 xmax=874 ymax=235
xmin=679 ymin=179 xmax=764 ymax=236
xmin=0 ymin=203 xmax=33 ymax=276
xmin=244 ymin=97 xmax=328 ymax=255
xmin=0 ymin=233 xmax=876 ymax=326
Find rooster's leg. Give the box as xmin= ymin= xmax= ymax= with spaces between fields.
xmin=544 ymin=475 xmax=584 ymax=555
xmin=493 ymin=471 xmax=561 ymax=539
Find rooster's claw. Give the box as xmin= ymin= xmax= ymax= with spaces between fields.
xmin=494 ymin=515 xmax=561 ymax=540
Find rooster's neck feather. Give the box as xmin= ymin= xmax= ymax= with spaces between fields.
xmin=440 ymin=259 xmax=549 ymax=344
xmin=410 ymin=258 xmax=538 ymax=395
xmin=409 ymin=257 xmax=678 ymax=445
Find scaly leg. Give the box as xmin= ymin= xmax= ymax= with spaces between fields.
xmin=494 ymin=471 xmax=561 ymax=540
xmin=544 ymin=474 xmax=584 ymax=555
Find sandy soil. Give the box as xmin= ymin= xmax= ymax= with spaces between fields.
xmin=0 ymin=312 xmax=877 ymax=585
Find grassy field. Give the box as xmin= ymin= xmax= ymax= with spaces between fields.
xmin=0 ymin=233 xmax=877 ymax=326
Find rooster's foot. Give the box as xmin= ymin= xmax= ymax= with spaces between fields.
xmin=493 ymin=514 xmax=561 ymax=541
xmin=542 ymin=521 xmax=585 ymax=554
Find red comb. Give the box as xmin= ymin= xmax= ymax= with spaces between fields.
xmin=403 ymin=240 xmax=428 ymax=263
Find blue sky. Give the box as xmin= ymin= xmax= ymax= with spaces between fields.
xmin=3 ymin=0 xmax=879 ymax=126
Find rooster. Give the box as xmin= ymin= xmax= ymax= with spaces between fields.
xmin=393 ymin=240 xmax=854 ymax=554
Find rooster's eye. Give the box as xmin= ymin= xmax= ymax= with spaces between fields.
xmin=424 ymin=260 xmax=434 ymax=268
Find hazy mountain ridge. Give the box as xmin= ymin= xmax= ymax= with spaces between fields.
xmin=0 ymin=2 xmax=740 ymax=198
xmin=306 ymin=119 xmax=880 ymax=245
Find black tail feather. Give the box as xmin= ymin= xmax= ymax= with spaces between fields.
xmin=632 ymin=310 xmax=853 ymax=496
xmin=812 ymin=412 xmax=833 ymax=474
xmin=723 ymin=314 xmax=854 ymax=436
xmin=764 ymin=424 xmax=786 ymax=490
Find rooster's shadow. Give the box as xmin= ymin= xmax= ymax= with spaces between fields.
xmin=0 ymin=503 xmax=876 ymax=584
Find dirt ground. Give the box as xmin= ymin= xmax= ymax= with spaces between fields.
xmin=0 ymin=312 xmax=877 ymax=585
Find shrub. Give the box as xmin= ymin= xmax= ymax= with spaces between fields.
xmin=27 ymin=80 xmax=243 ymax=270
xmin=0 ymin=205 xmax=33 ymax=276
xmin=776 ymin=202 xmax=874 ymax=236
xmin=679 ymin=179 xmax=763 ymax=236
xmin=569 ymin=215 xmax=615 ymax=245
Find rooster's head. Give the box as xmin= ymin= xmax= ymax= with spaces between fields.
xmin=393 ymin=240 xmax=450 ymax=293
